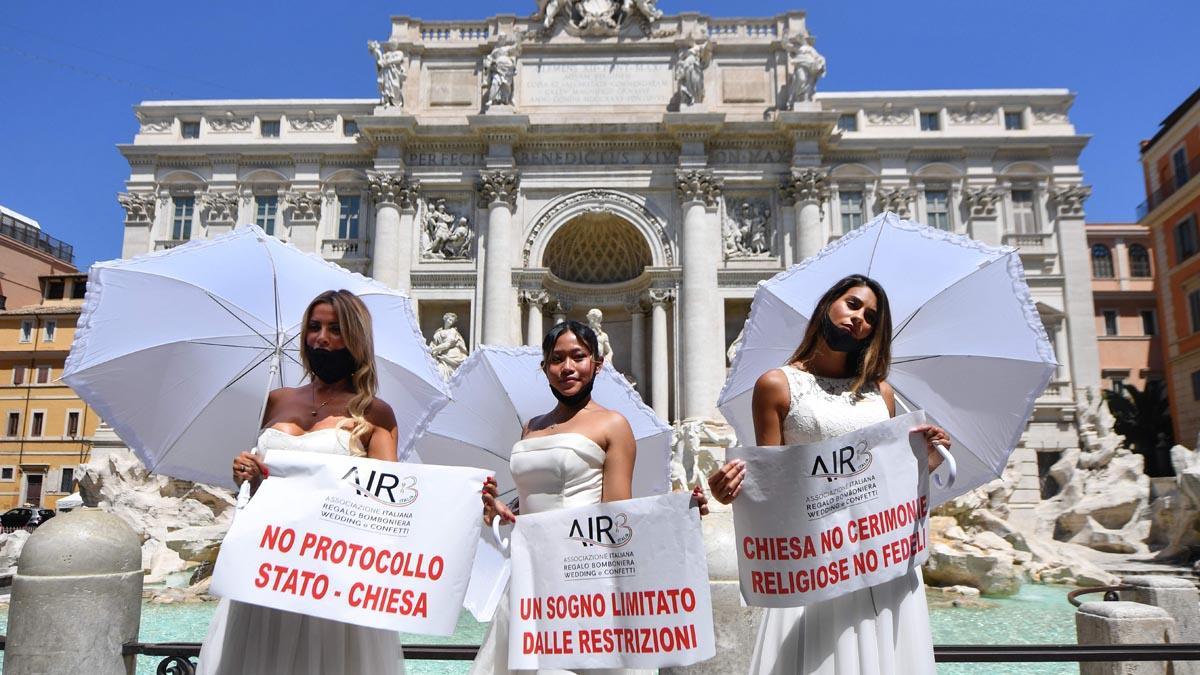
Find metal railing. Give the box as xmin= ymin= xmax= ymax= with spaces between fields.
xmin=1138 ymin=153 xmax=1200 ymax=218
xmin=0 ymin=217 xmax=74 ymax=264
xmin=118 ymin=640 xmax=1200 ymax=672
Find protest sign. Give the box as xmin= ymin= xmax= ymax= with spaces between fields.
xmin=729 ymin=411 xmax=930 ymax=608
xmin=508 ymin=492 xmax=715 ymax=670
xmin=211 ymin=450 xmax=490 ymax=634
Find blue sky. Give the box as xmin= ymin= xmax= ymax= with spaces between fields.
xmin=2 ymin=0 xmax=1197 ymax=269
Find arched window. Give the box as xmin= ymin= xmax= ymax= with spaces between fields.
xmin=1091 ymin=244 xmax=1114 ymax=278
xmin=1129 ymin=244 xmax=1152 ymax=277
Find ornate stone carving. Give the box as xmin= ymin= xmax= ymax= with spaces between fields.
xmin=522 ymin=189 xmax=673 ymax=267
xmin=136 ymin=113 xmax=173 ymax=134
xmin=783 ymin=34 xmax=825 ymax=108
xmin=647 ymin=287 xmax=675 ymax=306
xmin=587 ymin=308 xmax=615 ymax=363
xmin=428 ymin=312 xmax=469 ymax=381
xmin=482 ymin=35 xmax=521 ymax=109
xmin=866 ymin=102 xmax=912 ymax=126
xmin=117 ymin=192 xmax=156 ymax=223
xmin=674 ymin=41 xmax=710 ymax=107
xmin=289 ymin=110 xmax=336 ymax=132
xmin=477 ymin=169 xmax=521 ymax=208
xmin=948 ymin=101 xmax=996 ymax=124
xmin=367 ymin=171 xmax=421 ymax=209
xmin=368 ymin=41 xmax=407 ymax=109
xmin=198 ymin=191 xmax=239 ymax=223
xmin=723 ymin=198 xmax=773 ymax=258
xmin=962 ymin=186 xmax=1004 ymax=217
xmin=782 ymin=167 xmax=829 ymax=205
xmin=522 ymin=288 xmax=551 ymax=308
xmin=419 ymin=198 xmax=474 ymax=259
xmin=1050 ymin=183 xmax=1092 ymax=217
xmin=1033 ymin=107 xmax=1069 ymax=123
xmin=875 ymin=186 xmax=915 ymax=217
xmin=209 ymin=111 xmax=252 ymax=133
xmin=675 ymin=169 xmax=723 ymax=207
xmin=536 ymin=0 xmax=662 ymax=36
xmin=726 ymin=327 xmax=745 ymax=365
xmin=283 ymin=191 xmax=323 ymax=222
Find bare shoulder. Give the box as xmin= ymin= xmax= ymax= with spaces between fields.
xmin=365 ymin=397 xmax=398 ymax=430
xmin=596 ymin=408 xmax=634 ymax=442
xmin=877 ymin=380 xmax=896 ymax=416
xmin=753 ymin=368 xmax=791 ymax=403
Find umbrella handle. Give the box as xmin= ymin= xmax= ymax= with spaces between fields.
xmin=932 ymin=443 xmax=956 ymax=490
xmin=491 ymin=515 xmax=510 ymax=551
xmin=236 ymin=481 xmax=252 ymax=510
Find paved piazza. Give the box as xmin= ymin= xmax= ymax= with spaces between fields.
xmin=116 ymin=1 xmax=1101 ymax=514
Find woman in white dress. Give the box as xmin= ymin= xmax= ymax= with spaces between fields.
xmin=198 ymin=289 xmax=405 ymax=675
xmin=708 ymin=274 xmax=951 ymax=675
xmin=474 ymin=320 xmax=707 ymax=675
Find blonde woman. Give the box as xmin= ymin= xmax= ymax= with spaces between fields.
xmin=198 ymin=289 xmax=404 ymax=675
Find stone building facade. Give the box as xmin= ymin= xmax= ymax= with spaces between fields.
xmin=116 ymin=4 xmax=1100 ymax=509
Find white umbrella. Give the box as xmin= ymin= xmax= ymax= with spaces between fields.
xmin=412 ymin=345 xmax=672 ymax=501
xmin=63 ymin=224 xmax=449 ymax=488
xmin=719 ymin=212 xmax=1056 ymax=505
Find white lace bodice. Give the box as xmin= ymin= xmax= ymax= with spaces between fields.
xmin=779 ymin=365 xmax=890 ymax=445
xmin=255 ymin=426 xmax=366 ymax=457
xmin=510 ymin=432 xmax=605 ymax=515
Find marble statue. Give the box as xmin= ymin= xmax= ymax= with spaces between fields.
xmin=534 ymin=0 xmax=661 ymax=34
xmin=784 ymin=34 xmax=825 ymax=107
xmin=368 ymin=41 xmax=407 ymax=108
xmin=428 ymin=313 xmax=469 ymax=380
xmin=586 ymin=308 xmax=614 ymax=363
xmin=726 ymin=327 xmax=744 ymax=366
xmin=482 ymin=36 xmax=521 ymax=108
xmin=670 ymin=418 xmax=736 ymax=492
xmin=723 ymin=200 xmax=772 ymax=257
xmin=421 ymin=199 xmax=473 ymax=259
xmin=675 ymin=42 xmax=708 ymax=107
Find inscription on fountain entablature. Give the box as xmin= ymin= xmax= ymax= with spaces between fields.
xmin=521 ymin=59 xmax=673 ymax=107
xmin=709 ymin=145 xmax=792 ymax=166
xmin=514 ymin=145 xmax=677 ymax=166
xmin=405 ymin=148 xmax=486 ymax=167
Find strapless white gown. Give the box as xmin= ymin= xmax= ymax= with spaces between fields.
xmin=469 ymin=432 xmax=652 ymax=675
xmin=197 ymin=427 xmax=405 ymax=675
xmin=748 ymin=366 xmax=935 ymax=675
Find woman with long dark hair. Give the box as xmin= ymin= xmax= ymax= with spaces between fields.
xmin=198 ymin=289 xmax=405 ymax=675
xmin=709 ymin=274 xmax=948 ymax=675
xmin=473 ymin=319 xmax=706 ymax=675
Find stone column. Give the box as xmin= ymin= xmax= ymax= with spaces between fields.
xmin=648 ymin=288 xmax=674 ymax=420
xmin=627 ymin=298 xmax=647 ymax=398
xmin=367 ymin=171 xmax=420 ymax=290
xmin=117 ymin=192 xmax=157 ymax=258
xmin=676 ymin=169 xmax=725 ymax=420
xmin=783 ymin=167 xmax=829 ymax=261
xmin=478 ymin=169 xmax=520 ymax=345
xmin=7 ymin=509 xmax=142 ymax=675
xmin=1076 ymin=601 xmax=1175 ymax=675
xmin=522 ymin=289 xmax=549 ymax=346
xmin=1051 ymin=184 xmax=1103 ymax=398
xmin=962 ymin=185 xmax=1005 ymax=247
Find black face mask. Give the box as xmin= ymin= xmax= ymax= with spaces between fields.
xmin=550 ymin=377 xmax=595 ymax=409
xmin=819 ymin=314 xmax=871 ymax=353
xmin=306 ymin=345 xmax=357 ymax=384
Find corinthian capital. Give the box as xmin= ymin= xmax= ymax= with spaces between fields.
xmin=962 ymin=185 xmax=1004 ymax=218
xmin=520 ymin=288 xmax=550 ymax=308
xmin=198 ymin=191 xmax=239 ymax=223
xmin=367 ymin=170 xmax=420 ymax=209
xmin=1049 ymin=183 xmax=1091 ymax=218
xmin=477 ymin=169 xmax=521 ymax=208
xmin=782 ymin=167 xmax=829 ymax=205
xmin=647 ymin=288 xmax=676 ymax=306
xmin=283 ymin=191 xmax=323 ymax=222
xmin=117 ymin=192 xmax=156 ymax=223
xmin=675 ymin=169 xmax=723 ymax=207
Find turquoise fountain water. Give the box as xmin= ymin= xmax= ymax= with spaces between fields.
xmin=40 ymin=584 xmax=1074 ymax=674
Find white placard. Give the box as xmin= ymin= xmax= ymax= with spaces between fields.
xmin=508 ymin=493 xmax=715 ymax=670
xmin=729 ymin=411 xmax=931 ymax=608
xmin=211 ymin=450 xmax=490 ymax=634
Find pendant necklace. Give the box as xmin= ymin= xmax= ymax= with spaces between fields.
xmin=311 ymin=385 xmax=332 ymax=417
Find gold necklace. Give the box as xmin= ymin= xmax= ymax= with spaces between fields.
xmin=311 ymin=385 xmax=332 ymax=417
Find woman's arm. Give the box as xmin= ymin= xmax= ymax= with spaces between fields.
xmin=880 ymin=381 xmax=948 ymax=471
xmin=879 ymin=381 xmax=897 ymax=418
xmin=708 ymin=370 xmax=789 ymax=504
xmin=365 ymin=399 xmax=399 ymax=461
xmin=600 ymin=412 xmax=636 ymax=503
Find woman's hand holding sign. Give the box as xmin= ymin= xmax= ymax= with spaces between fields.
xmin=911 ymin=424 xmax=950 ymax=472
xmin=232 ymin=450 xmax=269 ymax=494
xmin=482 ymin=476 xmax=517 ymax=525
